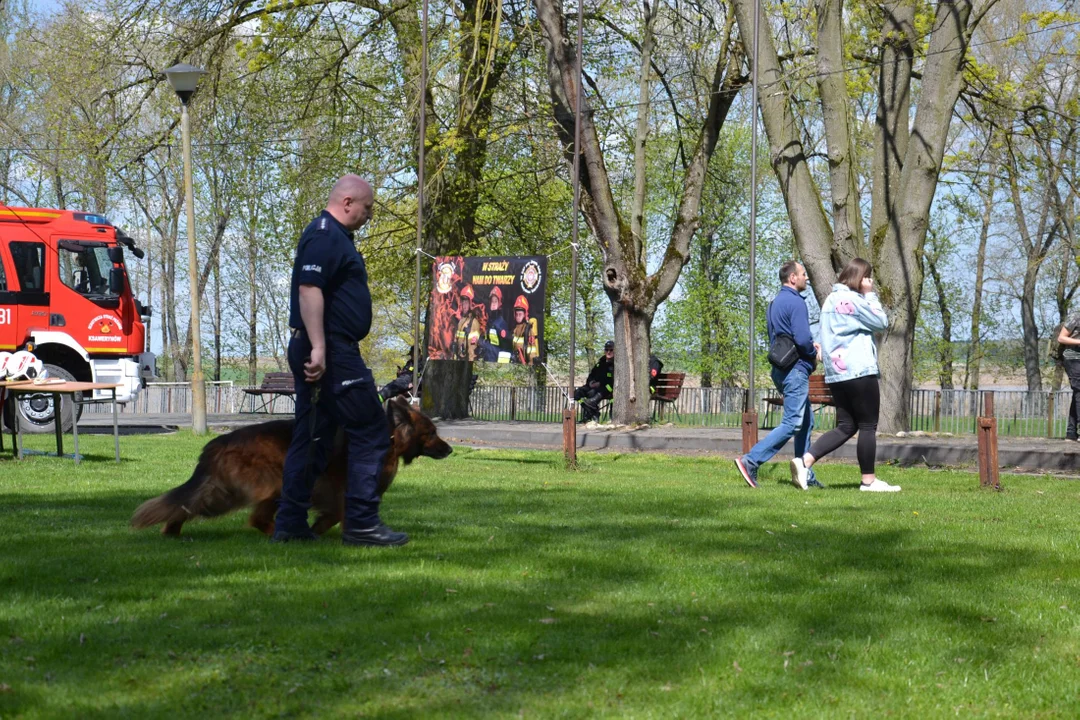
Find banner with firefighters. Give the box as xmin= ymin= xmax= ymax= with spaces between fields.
xmin=428 ymin=255 xmax=547 ymax=364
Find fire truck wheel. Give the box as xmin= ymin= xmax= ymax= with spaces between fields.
xmin=2 ymin=364 xmax=82 ymax=434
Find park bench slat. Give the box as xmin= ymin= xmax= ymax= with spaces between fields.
xmin=241 ymin=372 xmax=296 ymax=413
xmin=651 ymin=372 xmax=686 ymax=421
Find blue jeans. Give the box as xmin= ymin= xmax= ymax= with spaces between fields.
xmin=743 ymin=366 xmax=814 ymax=474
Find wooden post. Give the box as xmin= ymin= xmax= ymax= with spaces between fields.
xmin=933 ymin=390 xmax=941 ymax=433
xmin=977 ymin=391 xmax=1000 ymax=490
xmin=563 ymin=408 xmax=577 ymax=468
xmin=1047 ymin=391 xmax=1055 ymax=439
xmin=741 ymin=388 xmax=758 ymax=454
xmin=510 ymin=386 xmax=517 ymax=422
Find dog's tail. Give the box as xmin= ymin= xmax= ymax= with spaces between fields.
xmin=131 ymin=444 xmax=249 ymax=530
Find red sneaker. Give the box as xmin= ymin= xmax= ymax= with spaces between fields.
xmin=734 ymin=457 xmax=758 ymax=488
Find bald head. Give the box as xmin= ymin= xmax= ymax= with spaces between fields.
xmin=326 ymin=174 xmax=374 ymax=231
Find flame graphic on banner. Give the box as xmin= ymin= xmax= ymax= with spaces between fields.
xmin=428 ymin=257 xmax=462 ymax=358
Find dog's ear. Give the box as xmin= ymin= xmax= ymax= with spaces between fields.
xmin=388 ymin=396 xmax=413 ymax=430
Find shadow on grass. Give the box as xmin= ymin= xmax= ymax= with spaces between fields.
xmin=0 ymin=465 xmax=1069 ymax=717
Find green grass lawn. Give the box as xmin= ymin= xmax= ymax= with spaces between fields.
xmin=1 ymin=431 xmax=1079 ymax=718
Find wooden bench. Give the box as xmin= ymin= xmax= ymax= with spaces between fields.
xmin=762 ymin=374 xmax=834 ymax=427
xmin=242 ymin=372 xmax=296 ymax=413
xmin=651 ymin=372 xmax=686 ymax=422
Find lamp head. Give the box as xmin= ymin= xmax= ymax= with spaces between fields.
xmin=163 ymin=63 xmax=206 ymax=105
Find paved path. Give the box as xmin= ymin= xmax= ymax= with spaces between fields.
xmin=435 ymin=421 xmax=1080 ymax=473
xmin=74 ymin=413 xmax=1080 ymax=474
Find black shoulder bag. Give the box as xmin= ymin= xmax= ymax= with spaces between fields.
xmin=766 ymin=300 xmax=799 ymax=371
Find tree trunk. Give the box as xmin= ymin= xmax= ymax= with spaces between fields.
xmin=630 ymin=1 xmax=657 ymax=258
xmin=611 ymin=303 xmax=653 ymax=425
xmin=730 ymin=0 xmax=835 ymax=303
xmin=1020 ymin=264 xmax=1043 ymax=392
xmin=391 ymin=0 xmax=511 ymax=257
xmin=1004 ymin=129 xmax=1057 ymax=393
xmin=927 ymin=253 xmax=953 ymax=389
xmin=213 ymin=251 xmax=221 ymax=382
xmin=699 ymin=239 xmax=714 ymax=388
xmin=421 ymin=360 xmax=471 ymax=419
xmin=815 ymin=0 xmax=866 ymax=260
xmin=537 ymin=0 xmax=742 ymax=423
xmin=248 ymin=220 xmax=258 ymax=387
xmin=868 ymin=0 xmax=914 ymax=250
xmin=181 ymin=209 xmax=230 ymax=370
xmin=873 ymin=0 xmax=974 ymax=434
xmin=157 ymin=246 xmax=168 ymax=381
xmin=164 ymin=225 xmax=184 ymax=381
xmin=734 ymin=0 xmax=977 ymax=434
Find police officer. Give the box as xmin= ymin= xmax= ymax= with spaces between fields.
xmin=453 ymin=285 xmax=482 ymax=361
xmin=275 ymin=174 xmax=407 ymax=547
xmin=574 ymin=340 xmax=614 ymax=422
xmin=511 ymin=295 xmax=540 ymax=364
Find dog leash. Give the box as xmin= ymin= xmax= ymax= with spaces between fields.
xmin=303 ymin=383 xmax=321 ymax=485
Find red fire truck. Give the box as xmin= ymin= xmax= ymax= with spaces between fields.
xmin=0 ymin=207 xmax=154 ymax=432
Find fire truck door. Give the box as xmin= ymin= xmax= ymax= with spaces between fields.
xmin=0 ymin=245 xmax=16 ymax=351
xmin=8 ymin=241 xmax=48 ymax=345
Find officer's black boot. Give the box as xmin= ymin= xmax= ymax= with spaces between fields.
xmin=342 ymin=523 xmax=409 ymax=547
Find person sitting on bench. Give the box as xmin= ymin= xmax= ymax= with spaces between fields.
xmin=649 ymin=354 xmax=664 ymax=395
xmin=575 ymin=340 xmax=614 ymax=422
xmin=377 ymin=347 xmax=424 ymax=403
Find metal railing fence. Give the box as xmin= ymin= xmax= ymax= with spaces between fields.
xmin=81 ymin=381 xmax=243 ymax=415
xmin=79 ymin=381 xmax=1078 ymax=438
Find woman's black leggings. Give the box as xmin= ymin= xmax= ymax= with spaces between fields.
xmin=808 ymin=375 xmax=880 ymax=475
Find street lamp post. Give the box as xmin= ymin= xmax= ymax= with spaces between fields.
xmin=742 ymin=0 xmax=762 ymax=453
xmin=164 ymin=63 xmax=208 ymax=435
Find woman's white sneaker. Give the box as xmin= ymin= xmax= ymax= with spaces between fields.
xmin=860 ymin=479 xmax=901 ymax=492
xmin=789 ymin=458 xmax=808 ymax=490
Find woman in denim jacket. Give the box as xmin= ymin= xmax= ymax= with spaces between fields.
xmin=790 ymin=258 xmax=900 ymax=492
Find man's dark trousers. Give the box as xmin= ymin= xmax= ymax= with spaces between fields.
xmin=277 ymin=331 xmax=390 ymax=533
xmin=1065 ymin=358 xmax=1080 ymax=440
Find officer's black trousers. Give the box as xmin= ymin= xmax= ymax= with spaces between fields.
xmin=277 ymin=333 xmax=390 ymax=533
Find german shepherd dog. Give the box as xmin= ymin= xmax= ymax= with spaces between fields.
xmin=131 ymin=397 xmax=452 ymax=537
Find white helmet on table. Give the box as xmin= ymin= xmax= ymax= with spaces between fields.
xmin=5 ymin=351 xmax=45 ymax=380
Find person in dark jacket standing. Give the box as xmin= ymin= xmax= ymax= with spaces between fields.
xmin=734 ymin=261 xmax=822 ymax=490
xmin=1058 ymin=313 xmax=1080 ymax=441
xmin=275 ymin=174 xmax=408 ymax=547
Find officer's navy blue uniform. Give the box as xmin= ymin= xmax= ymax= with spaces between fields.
xmin=277 ymin=211 xmax=389 ymax=534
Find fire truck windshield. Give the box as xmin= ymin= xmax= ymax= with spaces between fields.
xmin=57 ymin=243 xmax=120 ymax=298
